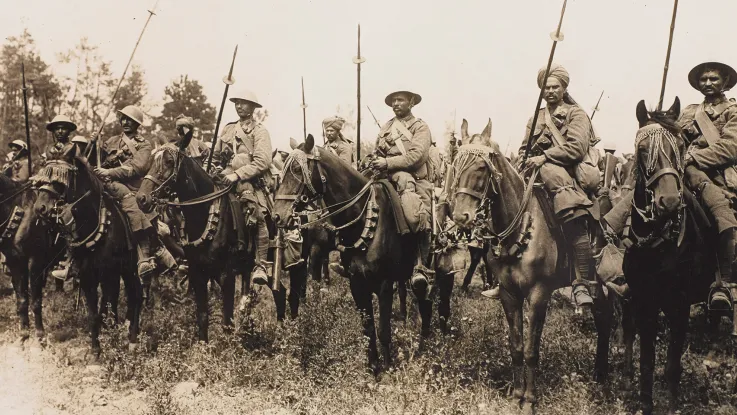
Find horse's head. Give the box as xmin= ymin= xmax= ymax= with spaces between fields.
xmin=273 ymin=134 xmax=324 ymax=228
xmin=633 ymin=97 xmax=685 ymax=218
xmin=137 ymin=144 xmax=182 ymax=213
xmin=449 ymin=119 xmax=503 ymax=229
xmin=33 ymin=144 xmax=84 ymax=221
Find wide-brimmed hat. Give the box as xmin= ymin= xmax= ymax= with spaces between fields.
xmin=46 ymin=115 xmax=78 ymax=132
xmin=229 ymin=89 xmax=262 ymax=108
xmin=117 ymin=105 xmax=144 ymax=125
xmin=384 ymin=89 xmax=422 ymax=107
xmin=9 ymin=139 xmax=27 ymax=150
xmin=688 ymin=62 xmax=737 ymax=91
xmin=71 ymin=135 xmax=89 ymax=145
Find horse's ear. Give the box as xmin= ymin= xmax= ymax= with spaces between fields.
xmin=289 ymin=137 xmax=298 ymax=150
xmin=636 ymin=100 xmax=649 ymax=127
xmin=304 ymin=134 xmax=315 ymax=154
xmin=460 ymin=118 xmax=469 ymax=144
xmin=480 ymin=118 xmax=493 ymax=144
xmin=178 ymin=127 xmax=193 ymax=152
xmin=272 ymin=149 xmax=278 ymax=158
xmin=667 ymin=96 xmax=681 ymax=118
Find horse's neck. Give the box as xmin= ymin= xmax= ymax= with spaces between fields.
xmin=489 ymin=159 xmax=525 ymax=235
xmin=176 ymin=159 xmax=215 ymax=236
xmin=321 ymin=157 xmax=369 ymax=228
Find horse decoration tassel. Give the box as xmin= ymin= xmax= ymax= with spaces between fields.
xmin=33 ymin=161 xmax=78 ymax=189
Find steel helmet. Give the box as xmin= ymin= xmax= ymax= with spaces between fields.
xmin=384 ymin=89 xmax=422 ymax=107
xmin=229 ymin=89 xmax=262 ymax=108
xmin=9 ymin=139 xmax=27 ymax=150
xmin=46 ymin=114 xmax=78 ymax=132
xmin=602 ymin=141 xmax=617 ymax=152
xmin=71 ymin=135 xmax=89 ymax=145
xmin=117 ymin=105 xmax=144 ymax=125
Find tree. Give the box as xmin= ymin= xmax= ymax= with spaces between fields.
xmin=0 ymin=30 xmax=63 ymax=163
xmin=153 ymin=75 xmax=216 ymax=139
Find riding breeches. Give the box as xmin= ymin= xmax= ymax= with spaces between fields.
xmin=685 ymin=165 xmax=737 ymax=234
xmin=539 ymin=163 xmax=594 ymax=223
xmin=104 ymin=181 xmax=152 ymax=233
xmin=391 ymin=171 xmax=432 ymax=232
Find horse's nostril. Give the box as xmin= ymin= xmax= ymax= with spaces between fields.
xmin=273 ymin=214 xmax=281 ymax=223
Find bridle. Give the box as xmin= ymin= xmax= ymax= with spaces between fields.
xmin=143 ymin=145 xmax=183 ymax=201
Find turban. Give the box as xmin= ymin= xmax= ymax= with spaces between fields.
xmin=175 ymin=114 xmax=195 ymax=129
xmin=537 ymin=64 xmax=570 ymax=89
xmin=322 ymin=116 xmax=345 ymax=132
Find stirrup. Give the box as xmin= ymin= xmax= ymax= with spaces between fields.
xmin=250 ymin=264 xmax=268 ymax=286
xmin=137 ymin=257 xmax=156 ymax=277
xmin=708 ymin=283 xmax=735 ymax=311
xmin=572 ymin=283 xmax=594 ymax=307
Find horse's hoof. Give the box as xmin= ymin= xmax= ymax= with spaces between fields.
xmin=521 ymin=402 xmax=536 ymax=415
xmin=19 ymin=330 xmax=30 ymax=342
xmin=35 ymin=329 xmax=45 ymax=340
xmin=128 ymin=342 xmax=140 ymax=352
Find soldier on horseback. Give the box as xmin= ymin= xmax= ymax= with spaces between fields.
xmin=43 ymin=115 xmax=77 ymax=165
xmin=169 ymin=115 xmax=210 ymax=163
xmin=323 ymin=116 xmax=353 ymax=165
xmin=369 ymin=88 xmax=433 ymax=295
xmin=680 ymin=61 xmax=737 ymax=312
xmin=3 ymin=140 xmax=30 ymax=182
xmin=213 ymin=89 xmax=273 ymax=286
xmin=520 ymin=64 xmax=599 ymax=307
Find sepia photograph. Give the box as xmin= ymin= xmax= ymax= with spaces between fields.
xmin=0 ymin=0 xmax=736 ymax=414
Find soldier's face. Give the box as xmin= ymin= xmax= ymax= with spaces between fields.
xmin=699 ymin=70 xmax=726 ymax=97
xmin=120 ymin=116 xmax=140 ymax=134
xmin=53 ymin=125 xmax=71 ymax=141
xmin=391 ymin=93 xmax=413 ymax=118
xmin=544 ymin=78 xmax=566 ymax=106
xmin=325 ymin=126 xmax=338 ymax=141
xmin=234 ymin=100 xmax=255 ymax=119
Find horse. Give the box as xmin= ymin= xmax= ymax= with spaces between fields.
xmin=616 ymin=98 xmax=720 ymax=415
xmin=273 ymin=134 xmax=431 ymax=373
xmin=32 ymin=148 xmax=142 ymax=354
xmin=0 ymin=174 xmax=64 ymax=340
xmin=136 ymin=142 xmax=292 ymax=341
xmin=449 ymin=121 xmax=616 ymax=414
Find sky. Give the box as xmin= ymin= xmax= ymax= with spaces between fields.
xmin=3 ymin=0 xmax=737 ymax=156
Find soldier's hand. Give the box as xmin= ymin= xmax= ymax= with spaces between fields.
xmin=684 ymin=153 xmax=695 ymax=167
xmin=94 ymin=167 xmax=111 ymax=178
xmin=221 ymin=173 xmax=239 ymax=185
xmin=369 ymin=157 xmax=388 ymax=171
xmin=524 ymin=155 xmax=547 ymax=170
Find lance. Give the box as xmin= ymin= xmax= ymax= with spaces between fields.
xmin=657 ymin=0 xmax=679 ymax=111
xmin=206 ymin=45 xmax=239 ymax=173
xmin=522 ymin=0 xmax=568 ymax=162
xmin=301 ymin=76 xmax=307 ymax=141
xmin=20 ymin=62 xmax=32 ymax=174
xmin=591 ymin=90 xmax=604 ymax=120
xmin=367 ymin=106 xmax=381 ymax=128
xmin=87 ymin=0 xmax=160 ymax=165
xmin=353 ymin=24 xmax=365 ymax=161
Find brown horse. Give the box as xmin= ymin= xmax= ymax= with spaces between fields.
xmin=0 ymin=174 xmax=64 ymax=340
xmin=32 ymin=149 xmax=142 ymax=354
xmin=449 ymin=122 xmax=615 ymax=414
xmin=273 ymin=135 xmax=431 ymax=373
xmin=620 ymin=98 xmax=720 ymax=415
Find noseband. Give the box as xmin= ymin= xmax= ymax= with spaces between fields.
xmin=277 ymin=148 xmax=327 ymax=216
xmin=143 ymin=145 xmax=183 ymax=200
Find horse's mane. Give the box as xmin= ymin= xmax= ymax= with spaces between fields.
xmin=647 ymin=112 xmax=682 ymax=137
xmin=73 ymin=156 xmax=106 ymax=197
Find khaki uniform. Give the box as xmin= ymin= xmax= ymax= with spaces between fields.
xmin=4 ymin=158 xmax=30 ymax=182
xmin=519 ymin=104 xmax=595 ymax=222
xmin=327 ymin=138 xmax=353 ymax=165
xmin=100 ymin=133 xmax=153 ymax=232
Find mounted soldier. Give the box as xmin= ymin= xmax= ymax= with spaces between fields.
xmin=323 ymin=116 xmax=354 ymax=165
xmin=43 ymin=115 xmax=77 ymax=165
xmin=168 ymin=114 xmax=210 ymax=164
xmin=679 ymin=61 xmax=737 ymax=311
xmin=520 ymin=64 xmax=599 ymax=307
xmin=3 ymin=140 xmax=30 ymax=182
xmin=212 ymin=89 xmax=273 ymax=286
xmin=369 ymin=88 xmax=433 ymax=295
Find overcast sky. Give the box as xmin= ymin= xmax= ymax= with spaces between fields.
xmin=3 ymin=0 xmax=736 ymax=155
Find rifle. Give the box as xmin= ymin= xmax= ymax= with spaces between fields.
xmin=20 ymin=62 xmax=32 ymax=175
xmin=272 ymin=228 xmax=284 ymax=290
xmin=206 ymin=45 xmax=238 ymax=173
xmin=522 ymin=0 xmax=569 ymax=162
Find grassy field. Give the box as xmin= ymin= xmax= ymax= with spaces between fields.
xmin=0 ymin=273 xmax=736 ymax=415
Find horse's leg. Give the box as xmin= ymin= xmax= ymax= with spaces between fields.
xmin=11 ymin=264 xmax=30 ymax=336
xmin=636 ymin=301 xmax=658 ymax=415
xmin=663 ymin=299 xmax=689 ymax=414
xmin=437 ymin=270 xmax=453 ymax=333
xmin=191 ymin=270 xmax=209 ymax=342
xmin=288 ymin=265 xmax=307 ymax=319
xmin=82 ymin=277 xmax=101 ymax=355
xmin=398 ymin=281 xmax=408 ymax=322
xmin=378 ymin=279 xmax=394 ymax=368
xmin=124 ymin=263 xmax=142 ymax=347
xmin=499 ymin=285 xmax=525 ymax=403
xmin=54 ymin=277 xmax=65 ymax=293
xmin=521 ymin=284 xmax=552 ymax=415
xmin=271 ymin=278 xmax=287 ymax=322
xmin=621 ymin=298 xmax=636 ymax=390
xmin=222 ymin=268 xmax=236 ymax=330
xmin=592 ymin=284 xmax=614 ymax=383
xmin=349 ymin=278 xmax=379 ymax=373
xmin=411 ymin=280 xmax=433 ymax=338
xmin=462 ymin=247 xmax=484 ymax=291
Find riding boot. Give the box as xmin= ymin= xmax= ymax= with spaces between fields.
xmin=52 ymin=225 xmax=80 ymax=282
xmin=250 ymin=219 xmax=270 ymax=286
xmin=411 ymin=231 xmax=434 ymax=296
xmin=230 ymin=194 xmax=247 ymax=252
xmin=135 ymin=231 xmax=156 ymax=280
xmin=711 ymin=228 xmax=737 ymax=311
xmin=563 ymin=216 xmax=595 ymax=307
xmin=153 ymin=236 xmax=178 ymax=275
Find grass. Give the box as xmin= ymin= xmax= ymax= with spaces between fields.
xmin=0 ymin=272 xmax=735 ymax=414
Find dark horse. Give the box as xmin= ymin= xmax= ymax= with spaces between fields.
xmin=618 ymin=98 xmax=719 ymax=415
xmin=274 ymin=135 xmax=431 ymax=373
xmin=137 ymin=143 xmax=291 ymax=341
xmin=32 ymin=149 xmax=142 ymax=353
xmin=450 ymin=131 xmax=615 ymax=415
xmin=0 ymin=174 xmax=64 ymax=339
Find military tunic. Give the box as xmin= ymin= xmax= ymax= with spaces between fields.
xmin=100 ymin=133 xmax=153 ymax=232
xmin=518 ymin=104 xmax=594 ymax=221
xmin=327 ymin=138 xmax=353 ymax=165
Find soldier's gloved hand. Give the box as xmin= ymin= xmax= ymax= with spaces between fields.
xmin=524 ymin=155 xmax=547 ymax=170
xmin=369 ymin=157 xmax=388 ymax=171
xmin=221 ymin=173 xmax=239 ymax=185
